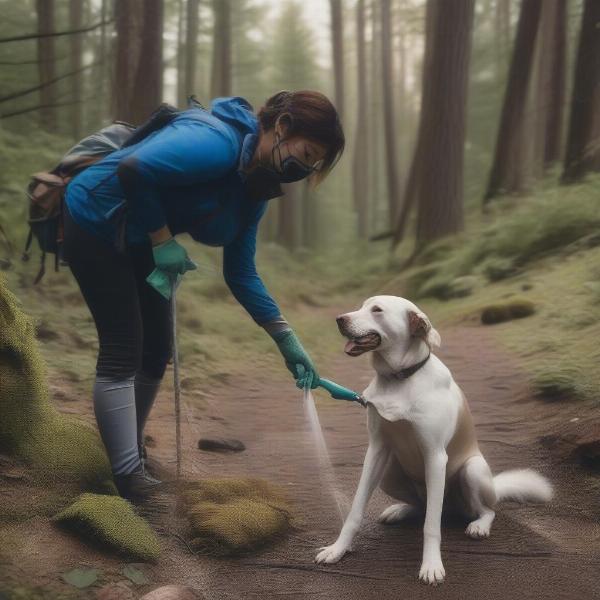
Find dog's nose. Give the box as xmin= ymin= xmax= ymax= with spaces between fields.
xmin=336 ymin=315 xmax=348 ymax=327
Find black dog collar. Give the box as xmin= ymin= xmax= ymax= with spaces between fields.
xmin=389 ymin=352 xmax=431 ymax=380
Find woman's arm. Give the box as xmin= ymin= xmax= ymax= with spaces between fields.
xmin=222 ymin=208 xmax=288 ymax=331
xmin=117 ymin=120 xmax=238 ymax=236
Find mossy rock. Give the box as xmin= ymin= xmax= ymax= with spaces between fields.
xmin=52 ymin=493 xmax=161 ymax=561
xmin=182 ymin=477 xmax=294 ymax=555
xmin=0 ymin=273 xmax=112 ymax=490
xmin=480 ymin=298 xmax=536 ymax=324
xmin=532 ymin=367 xmax=581 ymax=401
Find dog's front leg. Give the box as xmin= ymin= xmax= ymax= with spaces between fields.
xmin=315 ymin=441 xmax=389 ymax=565
xmin=419 ymin=449 xmax=448 ymax=585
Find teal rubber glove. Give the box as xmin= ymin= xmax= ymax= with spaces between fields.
xmin=273 ymin=329 xmax=320 ymax=389
xmin=146 ymin=238 xmax=197 ymax=300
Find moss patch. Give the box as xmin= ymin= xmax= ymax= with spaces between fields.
xmin=182 ymin=478 xmax=294 ymax=555
xmin=52 ymin=493 xmax=161 ymax=561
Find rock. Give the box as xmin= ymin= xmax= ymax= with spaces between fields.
xmin=95 ymin=582 xmax=135 ymax=600
xmin=140 ymin=585 xmax=203 ymax=600
xmin=571 ymin=423 xmax=600 ymax=467
xmin=480 ymin=298 xmax=535 ymax=325
xmin=197 ymin=438 xmax=246 ymax=453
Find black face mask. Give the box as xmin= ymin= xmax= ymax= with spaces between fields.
xmin=271 ymin=132 xmax=316 ymax=183
xmin=244 ymin=132 xmax=319 ymax=202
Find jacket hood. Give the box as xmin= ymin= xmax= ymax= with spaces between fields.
xmin=210 ymin=96 xmax=259 ymax=138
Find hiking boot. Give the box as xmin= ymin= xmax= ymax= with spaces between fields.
xmin=113 ymin=465 xmax=163 ymax=503
xmin=138 ymin=443 xmax=166 ymax=482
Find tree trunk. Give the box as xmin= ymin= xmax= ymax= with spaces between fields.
xmin=495 ymin=0 xmax=511 ymax=82
xmin=368 ymin=0 xmax=382 ymax=232
xmin=329 ymin=0 xmax=345 ymax=125
xmin=113 ymin=0 xmax=143 ymax=123
xmin=177 ymin=0 xmax=186 ymax=106
xmin=353 ymin=0 xmax=369 ymax=238
xmin=278 ymin=184 xmax=300 ymax=251
xmin=414 ymin=0 xmax=474 ymax=246
xmin=36 ymin=0 xmax=56 ymax=132
xmin=381 ymin=0 xmax=401 ymax=224
xmin=69 ymin=0 xmax=83 ymax=139
xmin=561 ymin=0 xmax=600 ymax=183
xmin=484 ymin=0 xmax=543 ymax=201
xmin=185 ymin=0 xmax=200 ymax=99
xmin=392 ymin=0 xmax=438 ymax=247
xmin=131 ymin=0 xmax=164 ymax=124
xmin=544 ymin=0 xmax=567 ymax=168
xmin=211 ymin=0 xmax=232 ymax=98
xmin=532 ymin=0 xmax=566 ymax=173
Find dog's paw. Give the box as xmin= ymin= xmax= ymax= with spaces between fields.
xmin=418 ymin=559 xmax=445 ymax=586
xmin=378 ymin=503 xmax=415 ymax=524
xmin=465 ymin=519 xmax=491 ymax=539
xmin=314 ymin=542 xmax=350 ymax=565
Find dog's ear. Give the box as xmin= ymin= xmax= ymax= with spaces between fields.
xmin=408 ymin=310 xmax=441 ymax=349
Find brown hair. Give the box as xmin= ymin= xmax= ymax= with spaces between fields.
xmin=256 ymin=89 xmax=345 ymax=187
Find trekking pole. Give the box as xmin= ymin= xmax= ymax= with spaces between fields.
xmin=170 ymin=277 xmax=182 ymax=482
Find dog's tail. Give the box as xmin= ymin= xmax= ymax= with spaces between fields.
xmin=493 ymin=469 xmax=553 ymax=503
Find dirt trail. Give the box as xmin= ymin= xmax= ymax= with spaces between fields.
xmin=9 ymin=313 xmax=600 ymax=599
xmin=141 ymin=315 xmax=600 ymax=599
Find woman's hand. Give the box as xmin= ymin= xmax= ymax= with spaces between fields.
xmin=146 ymin=236 xmax=197 ymax=299
xmin=151 ymin=237 xmax=197 ymax=275
xmin=273 ymin=329 xmax=320 ymax=389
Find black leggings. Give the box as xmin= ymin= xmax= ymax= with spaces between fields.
xmin=62 ymin=202 xmax=172 ymax=380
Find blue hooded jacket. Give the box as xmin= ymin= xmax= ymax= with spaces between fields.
xmin=64 ymin=96 xmax=283 ymax=325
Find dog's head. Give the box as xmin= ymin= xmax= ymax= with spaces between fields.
xmin=335 ymin=295 xmax=441 ymax=357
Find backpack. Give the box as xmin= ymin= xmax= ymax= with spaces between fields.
xmin=21 ymin=99 xmax=206 ymax=284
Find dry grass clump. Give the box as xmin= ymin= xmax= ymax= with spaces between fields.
xmin=181 ymin=477 xmax=295 ymax=555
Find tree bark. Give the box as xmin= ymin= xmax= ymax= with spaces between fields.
xmin=353 ymin=0 xmax=369 ymax=238
xmin=329 ymin=0 xmax=345 ymax=125
xmin=36 ymin=0 xmax=57 ymax=132
xmin=561 ymin=0 xmax=600 ymax=183
xmin=484 ymin=0 xmax=543 ymax=201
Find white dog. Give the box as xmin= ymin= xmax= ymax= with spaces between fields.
xmin=315 ymin=295 xmax=553 ymax=585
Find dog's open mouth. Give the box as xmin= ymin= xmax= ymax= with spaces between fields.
xmin=344 ymin=332 xmax=381 ymax=356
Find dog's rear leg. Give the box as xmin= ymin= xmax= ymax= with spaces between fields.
xmin=378 ymin=455 xmax=421 ymax=524
xmin=460 ymin=454 xmax=497 ymax=539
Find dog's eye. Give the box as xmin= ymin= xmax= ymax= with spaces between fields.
xmin=371 ymin=306 xmax=383 ymax=313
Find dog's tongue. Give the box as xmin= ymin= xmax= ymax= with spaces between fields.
xmin=344 ymin=339 xmax=359 ymax=355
